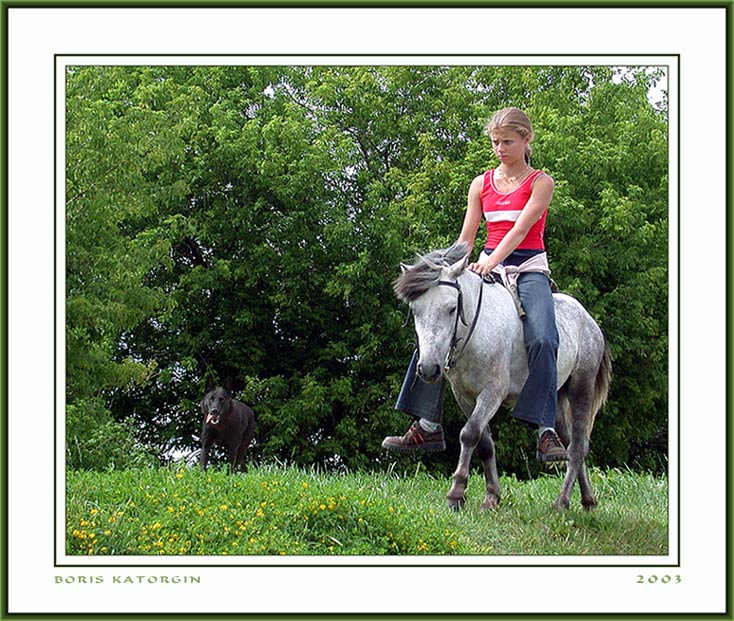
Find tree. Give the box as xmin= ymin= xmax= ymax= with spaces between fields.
xmin=65 ymin=64 xmax=669 ymax=475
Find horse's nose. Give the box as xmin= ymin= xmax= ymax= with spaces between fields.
xmin=417 ymin=362 xmax=442 ymax=383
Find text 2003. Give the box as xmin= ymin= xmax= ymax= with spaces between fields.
xmin=636 ymin=575 xmax=681 ymax=584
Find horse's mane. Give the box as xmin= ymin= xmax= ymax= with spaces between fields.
xmin=393 ymin=242 xmax=470 ymax=302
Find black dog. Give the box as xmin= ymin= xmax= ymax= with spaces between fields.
xmin=200 ymin=379 xmax=255 ymax=472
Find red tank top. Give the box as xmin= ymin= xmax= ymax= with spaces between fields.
xmin=480 ymin=168 xmax=548 ymax=250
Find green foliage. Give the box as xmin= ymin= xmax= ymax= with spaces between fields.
xmin=65 ymin=65 xmax=669 ymax=475
xmin=66 ymin=399 xmax=158 ymax=471
xmin=66 ymin=465 xmax=667 ymax=556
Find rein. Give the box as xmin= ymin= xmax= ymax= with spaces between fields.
xmin=439 ymin=272 xmax=501 ymax=372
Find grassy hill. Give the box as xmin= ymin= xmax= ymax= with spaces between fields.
xmin=66 ymin=464 xmax=668 ymax=557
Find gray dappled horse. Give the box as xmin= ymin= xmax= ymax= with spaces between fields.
xmin=395 ymin=243 xmax=611 ymax=511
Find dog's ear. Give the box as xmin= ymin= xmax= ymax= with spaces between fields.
xmin=223 ymin=376 xmax=233 ymax=393
xmin=205 ymin=376 xmax=216 ymax=393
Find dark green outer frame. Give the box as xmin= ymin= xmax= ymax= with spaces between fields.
xmin=1 ymin=1 xmax=731 ymax=619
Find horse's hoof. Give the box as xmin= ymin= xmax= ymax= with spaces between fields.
xmin=480 ymin=495 xmax=500 ymax=510
xmin=446 ymin=496 xmax=465 ymax=511
xmin=552 ymin=497 xmax=570 ymax=511
xmin=582 ymin=499 xmax=598 ymax=512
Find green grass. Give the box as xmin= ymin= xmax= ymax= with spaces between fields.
xmin=66 ymin=464 xmax=668 ymax=557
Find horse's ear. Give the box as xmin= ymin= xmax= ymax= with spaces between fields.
xmin=448 ymin=255 xmax=469 ymax=278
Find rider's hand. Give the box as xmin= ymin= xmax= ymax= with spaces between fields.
xmin=468 ymin=258 xmax=495 ymax=277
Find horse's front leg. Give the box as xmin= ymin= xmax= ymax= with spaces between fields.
xmin=475 ymin=426 xmax=501 ymax=510
xmin=446 ymin=390 xmax=503 ymax=510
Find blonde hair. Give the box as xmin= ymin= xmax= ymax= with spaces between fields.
xmin=485 ymin=107 xmax=534 ymax=164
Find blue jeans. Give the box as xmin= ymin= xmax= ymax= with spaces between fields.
xmin=511 ymin=271 xmax=559 ymax=429
xmin=395 ymin=271 xmax=559 ymax=429
xmin=394 ymin=350 xmax=446 ymax=423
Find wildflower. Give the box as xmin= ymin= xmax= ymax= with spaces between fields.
xmin=220 ymin=504 xmax=228 ymax=511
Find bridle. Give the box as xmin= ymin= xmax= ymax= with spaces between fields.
xmin=425 ymin=271 xmax=502 ymax=373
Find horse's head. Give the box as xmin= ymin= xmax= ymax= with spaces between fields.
xmin=395 ymin=244 xmax=470 ymax=382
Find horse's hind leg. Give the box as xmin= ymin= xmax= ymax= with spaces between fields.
xmin=475 ymin=426 xmax=501 ymax=510
xmin=554 ymin=390 xmax=571 ymax=447
xmin=553 ymin=383 xmax=596 ymax=511
xmin=577 ymin=464 xmax=597 ymax=511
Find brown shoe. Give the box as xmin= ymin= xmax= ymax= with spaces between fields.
xmin=537 ymin=429 xmax=568 ymax=462
xmin=381 ymin=420 xmax=446 ymax=453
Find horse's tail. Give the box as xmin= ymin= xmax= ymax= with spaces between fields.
xmin=591 ymin=338 xmax=612 ymax=424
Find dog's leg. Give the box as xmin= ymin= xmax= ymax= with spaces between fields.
xmin=235 ymin=441 xmax=248 ymax=473
xmin=200 ymin=430 xmax=213 ymax=470
xmin=227 ymin=445 xmax=240 ymax=474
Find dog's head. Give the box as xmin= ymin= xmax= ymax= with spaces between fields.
xmin=201 ymin=384 xmax=233 ymax=427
